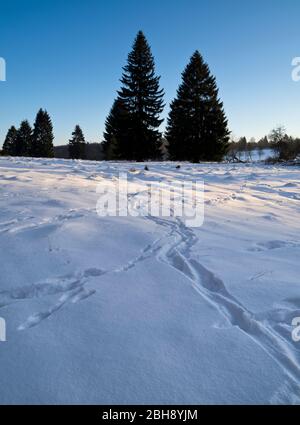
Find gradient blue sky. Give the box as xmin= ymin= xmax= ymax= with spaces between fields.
xmin=0 ymin=0 xmax=299 ymax=146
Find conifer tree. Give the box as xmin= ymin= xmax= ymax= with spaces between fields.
xmin=104 ymin=31 xmax=164 ymax=160
xmin=68 ymin=125 xmax=86 ymax=159
xmin=15 ymin=121 xmax=32 ymax=156
xmin=102 ymin=99 xmax=129 ymax=160
xmin=166 ymin=51 xmax=229 ymax=162
xmin=2 ymin=126 xmax=18 ymax=156
xmin=31 ymin=109 xmax=54 ymax=158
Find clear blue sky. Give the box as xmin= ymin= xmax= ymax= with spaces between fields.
xmin=0 ymin=0 xmax=299 ymax=146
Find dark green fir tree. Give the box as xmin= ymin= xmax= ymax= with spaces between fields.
xmin=166 ymin=51 xmax=229 ymax=162
xmin=31 ymin=109 xmax=54 ymax=158
xmin=104 ymin=31 xmax=164 ymax=160
xmin=2 ymin=126 xmax=18 ymax=156
xmin=68 ymin=125 xmax=86 ymax=159
xmin=15 ymin=120 xmax=32 ymax=156
xmin=102 ymin=99 xmax=130 ymax=160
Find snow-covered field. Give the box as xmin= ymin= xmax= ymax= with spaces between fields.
xmin=0 ymin=156 xmax=300 ymax=404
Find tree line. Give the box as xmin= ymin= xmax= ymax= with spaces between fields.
xmin=2 ymin=109 xmax=54 ymax=158
xmin=227 ymin=126 xmax=300 ymax=162
xmin=6 ymin=31 xmax=298 ymax=163
xmin=2 ymin=109 xmax=87 ymax=160
xmin=102 ymin=31 xmax=229 ymax=162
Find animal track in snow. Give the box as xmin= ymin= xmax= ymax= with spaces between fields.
xmin=18 ymin=288 xmax=83 ymax=330
xmin=248 ymin=240 xmax=299 ymax=252
xmin=142 ymin=214 xmax=300 ymax=387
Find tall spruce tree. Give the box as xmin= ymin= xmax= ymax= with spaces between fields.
xmin=31 ymin=109 xmax=54 ymax=158
xmin=166 ymin=51 xmax=229 ymax=162
xmin=2 ymin=126 xmax=18 ymax=156
xmin=102 ymin=99 xmax=129 ymax=160
xmin=104 ymin=31 xmax=164 ymax=160
xmin=68 ymin=125 xmax=86 ymax=159
xmin=15 ymin=121 xmax=32 ymax=156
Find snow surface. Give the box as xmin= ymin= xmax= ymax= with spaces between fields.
xmin=0 ymin=156 xmax=300 ymax=404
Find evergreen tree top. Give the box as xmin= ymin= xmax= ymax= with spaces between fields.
xmin=119 ymin=31 xmax=163 ymax=94
xmin=2 ymin=126 xmax=18 ymax=154
xmin=33 ymin=109 xmax=53 ymax=140
xmin=8 ymin=125 xmax=17 ymax=132
xmin=19 ymin=120 xmax=32 ymax=131
xmin=70 ymin=125 xmax=85 ymax=143
xmin=168 ymin=50 xmax=224 ymax=115
xmin=31 ymin=108 xmax=54 ymax=158
xmin=5 ymin=125 xmax=18 ymax=137
xmin=124 ymin=30 xmax=154 ymax=70
xmin=34 ymin=108 xmax=52 ymax=124
xmin=118 ymin=31 xmax=164 ymax=123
